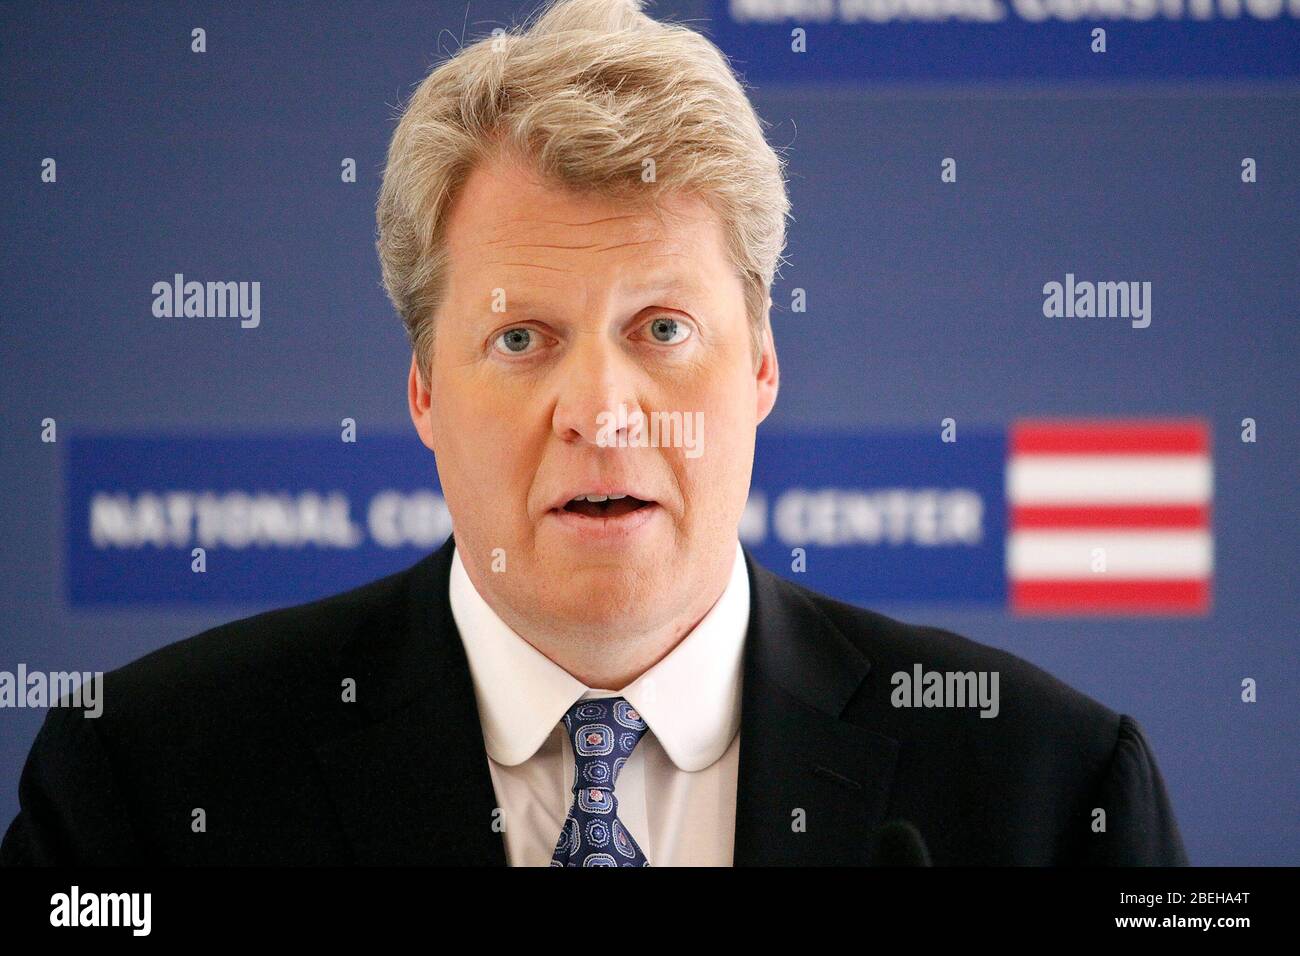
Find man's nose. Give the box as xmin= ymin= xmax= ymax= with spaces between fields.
xmin=550 ymin=336 xmax=645 ymax=447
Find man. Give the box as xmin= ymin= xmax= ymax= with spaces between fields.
xmin=1 ymin=0 xmax=1186 ymax=866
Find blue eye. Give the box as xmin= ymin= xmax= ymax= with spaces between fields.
xmin=494 ymin=327 xmax=536 ymax=355
xmin=647 ymin=316 xmax=691 ymax=345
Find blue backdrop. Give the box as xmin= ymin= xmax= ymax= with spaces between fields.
xmin=1 ymin=0 xmax=1296 ymax=865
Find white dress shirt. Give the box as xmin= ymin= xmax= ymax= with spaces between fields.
xmin=447 ymin=540 xmax=750 ymax=866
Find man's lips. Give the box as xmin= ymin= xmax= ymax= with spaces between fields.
xmin=545 ymin=487 xmax=660 ymax=513
xmin=544 ymin=497 xmax=662 ymax=540
xmin=558 ymin=496 xmax=653 ymax=519
xmin=542 ymin=486 xmax=663 ymax=540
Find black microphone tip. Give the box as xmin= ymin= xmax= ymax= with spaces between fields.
xmin=870 ymin=819 xmax=931 ymax=867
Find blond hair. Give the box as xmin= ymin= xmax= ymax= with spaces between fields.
xmin=375 ymin=0 xmax=790 ymax=385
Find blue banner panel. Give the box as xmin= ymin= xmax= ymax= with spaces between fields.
xmin=65 ymin=433 xmax=448 ymax=606
xmin=65 ymin=430 xmax=1006 ymax=607
xmin=746 ymin=429 xmax=1007 ymax=603
xmin=709 ymin=0 xmax=1300 ymax=83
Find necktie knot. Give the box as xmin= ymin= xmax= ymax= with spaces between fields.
xmin=561 ymin=696 xmax=648 ymax=792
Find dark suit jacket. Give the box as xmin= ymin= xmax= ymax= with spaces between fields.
xmin=1 ymin=533 xmax=1188 ymax=865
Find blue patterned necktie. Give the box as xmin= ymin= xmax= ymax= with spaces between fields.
xmin=550 ymin=696 xmax=651 ymax=867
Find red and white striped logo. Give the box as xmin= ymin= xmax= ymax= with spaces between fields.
xmin=1007 ymin=419 xmax=1212 ymax=615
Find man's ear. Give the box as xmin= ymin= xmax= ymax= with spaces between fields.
xmin=755 ymin=307 xmax=779 ymax=425
xmin=407 ymin=353 xmax=436 ymax=452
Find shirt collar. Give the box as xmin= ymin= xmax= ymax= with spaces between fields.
xmin=448 ymin=540 xmax=750 ymax=772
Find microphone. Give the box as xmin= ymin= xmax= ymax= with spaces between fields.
xmin=869 ymin=819 xmax=931 ymax=866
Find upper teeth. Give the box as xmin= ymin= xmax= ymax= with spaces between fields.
xmin=572 ymin=493 xmax=627 ymax=503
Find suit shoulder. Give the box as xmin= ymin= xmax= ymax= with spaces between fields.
xmin=779 ymin=575 xmax=1122 ymax=743
xmin=95 ymin=562 xmax=418 ymax=724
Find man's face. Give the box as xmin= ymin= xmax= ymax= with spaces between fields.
xmin=409 ymin=151 xmax=778 ymax=638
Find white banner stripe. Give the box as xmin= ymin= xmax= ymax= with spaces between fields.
xmin=1007 ymin=455 xmax=1212 ymax=504
xmin=1007 ymin=531 xmax=1213 ymax=579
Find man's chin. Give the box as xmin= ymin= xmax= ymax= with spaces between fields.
xmin=539 ymin=565 xmax=662 ymax=619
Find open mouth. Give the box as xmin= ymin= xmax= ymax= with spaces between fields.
xmin=560 ymin=495 xmax=654 ymax=519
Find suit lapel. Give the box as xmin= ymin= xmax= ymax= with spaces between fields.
xmin=312 ymin=533 xmax=507 ymax=865
xmin=733 ymin=547 xmax=899 ymax=865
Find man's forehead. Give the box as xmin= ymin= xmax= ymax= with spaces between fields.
xmin=458 ymin=166 xmax=719 ymax=247
xmin=444 ymin=161 xmax=726 ymax=304
xmin=458 ymin=218 xmax=717 ymax=290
